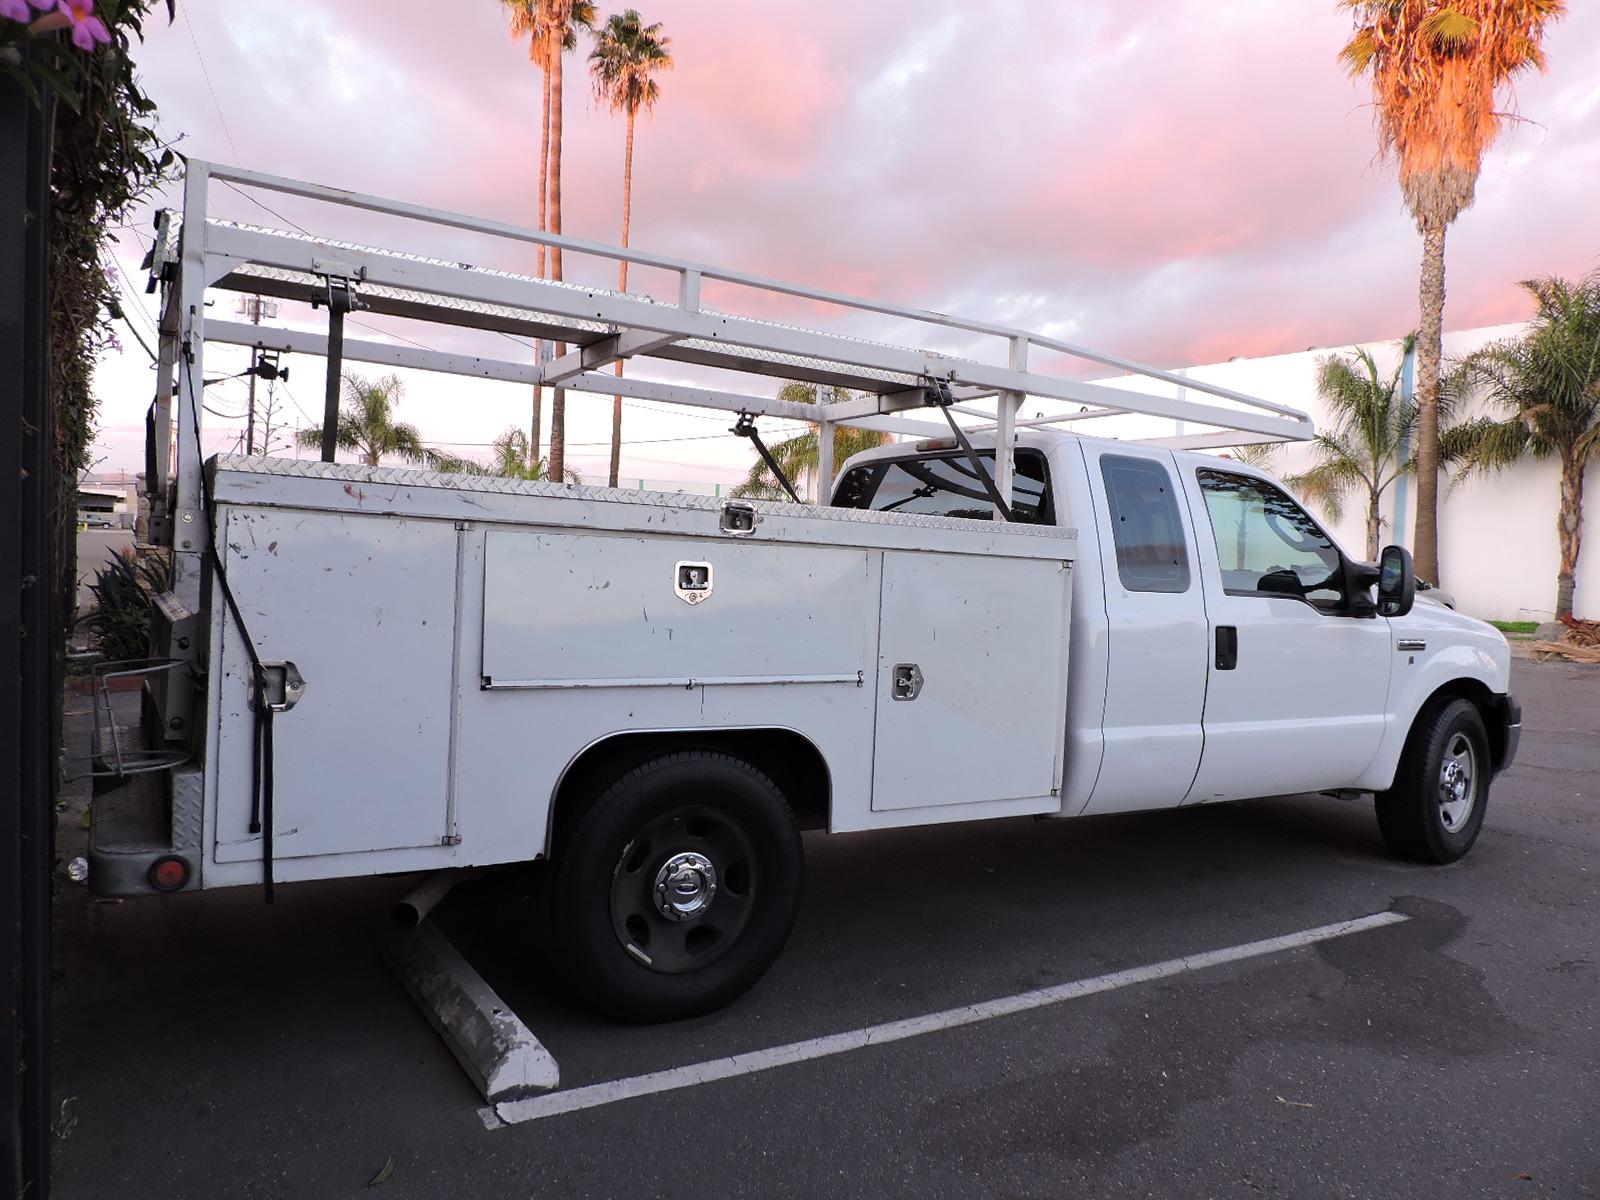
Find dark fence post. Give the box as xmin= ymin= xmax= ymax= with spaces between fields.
xmin=1 ymin=67 xmax=58 ymax=1200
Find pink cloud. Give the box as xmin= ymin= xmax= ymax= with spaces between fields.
xmin=89 ymin=0 xmax=1600 ymax=476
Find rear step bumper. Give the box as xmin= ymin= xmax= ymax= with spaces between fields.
xmin=88 ymin=765 xmax=203 ymax=896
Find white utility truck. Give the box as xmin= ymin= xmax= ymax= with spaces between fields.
xmin=91 ymin=163 xmax=1520 ymax=1021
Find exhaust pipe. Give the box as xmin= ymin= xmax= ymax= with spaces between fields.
xmin=394 ymin=868 xmax=480 ymax=928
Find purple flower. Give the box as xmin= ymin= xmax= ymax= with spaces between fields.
xmin=56 ymin=0 xmax=108 ymax=49
xmin=2 ymin=0 xmax=34 ymax=23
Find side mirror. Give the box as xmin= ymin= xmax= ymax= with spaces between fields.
xmin=1377 ymin=544 xmax=1415 ymax=618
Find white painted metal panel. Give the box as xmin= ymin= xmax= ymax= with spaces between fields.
xmin=208 ymin=457 xmax=1077 ymax=562
xmin=1079 ymin=444 xmax=1210 ymax=814
xmin=1182 ymin=595 xmax=1392 ymax=801
xmin=1178 ymin=464 xmax=1392 ymax=801
xmin=871 ymin=551 xmax=1069 ymax=812
xmin=195 ymin=461 xmax=1079 ymax=886
xmin=481 ymin=530 xmax=874 ymax=689
xmin=212 ymin=507 xmax=458 ymax=861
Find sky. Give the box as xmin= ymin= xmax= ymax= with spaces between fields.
xmin=91 ymin=0 xmax=1600 ymax=486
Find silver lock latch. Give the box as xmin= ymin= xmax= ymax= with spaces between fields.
xmin=891 ymin=663 xmax=923 ymax=701
xmin=255 ymin=661 xmax=306 ymax=712
xmin=719 ymin=500 xmax=759 ymax=536
xmin=674 ymin=561 xmax=714 ymax=605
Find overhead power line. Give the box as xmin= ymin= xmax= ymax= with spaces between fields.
xmin=181 ymin=7 xmax=242 ymax=166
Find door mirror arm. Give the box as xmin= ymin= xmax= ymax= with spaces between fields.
xmin=1341 ymin=556 xmax=1381 ymax=617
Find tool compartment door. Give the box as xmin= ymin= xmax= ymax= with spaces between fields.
xmin=211 ymin=507 xmax=459 ymax=861
xmin=480 ymin=529 xmax=874 ymax=687
xmin=871 ymin=550 xmax=1069 ymax=812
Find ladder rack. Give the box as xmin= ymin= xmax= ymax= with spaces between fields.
xmin=147 ymin=159 xmax=1313 ymax=572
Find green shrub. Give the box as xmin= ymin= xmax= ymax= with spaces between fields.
xmin=80 ymin=550 xmax=171 ymax=662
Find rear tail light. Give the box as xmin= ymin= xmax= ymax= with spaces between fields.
xmin=148 ymin=855 xmax=191 ymax=893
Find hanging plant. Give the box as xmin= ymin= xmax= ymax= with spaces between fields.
xmin=5 ymin=0 xmax=174 ymax=638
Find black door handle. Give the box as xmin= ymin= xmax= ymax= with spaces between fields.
xmin=1215 ymin=626 xmax=1238 ymax=671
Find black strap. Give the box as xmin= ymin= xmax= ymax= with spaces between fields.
xmin=260 ymin=709 xmax=274 ymax=903
xmin=731 ymin=412 xmax=802 ymax=503
xmin=923 ymin=376 xmax=1013 ymax=522
xmin=181 ymin=329 xmax=275 ymax=903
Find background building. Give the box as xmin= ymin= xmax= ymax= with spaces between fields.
xmin=1089 ymin=323 xmax=1591 ymax=623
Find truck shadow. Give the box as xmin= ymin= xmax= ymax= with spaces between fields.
xmin=436 ymin=790 xmax=1418 ymax=1085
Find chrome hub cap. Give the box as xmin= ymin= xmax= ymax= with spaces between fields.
xmin=610 ymin=807 xmax=755 ymax=975
xmin=654 ymin=851 xmax=718 ymax=922
xmin=1437 ymin=732 xmax=1477 ymax=832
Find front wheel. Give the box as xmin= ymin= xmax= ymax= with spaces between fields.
xmin=1375 ymin=698 xmax=1490 ymax=864
xmin=552 ymin=751 xmax=804 ymax=1022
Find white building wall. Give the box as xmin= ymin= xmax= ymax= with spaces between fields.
xmin=1077 ymin=323 xmax=1595 ymax=622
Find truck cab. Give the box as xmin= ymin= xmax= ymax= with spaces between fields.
xmin=832 ymin=430 xmax=1520 ymax=847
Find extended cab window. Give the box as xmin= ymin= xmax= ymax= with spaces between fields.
xmin=1099 ymin=454 xmax=1190 ymax=593
xmin=833 ymin=449 xmax=1052 ymax=524
xmin=1196 ymin=469 xmax=1344 ymax=609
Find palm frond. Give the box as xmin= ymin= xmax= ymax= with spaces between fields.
xmin=1440 ymin=415 xmax=1533 ymax=478
xmin=294 ymin=372 xmax=433 ymax=466
xmin=590 ymin=9 xmax=673 ymax=116
xmin=1421 ymin=7 xmax=1479 ymax=49
xmin=1451 ymin=270 xmax=1600 ymax=472
xmin=1338 ymin=0 xmax=1566 ymax=227
xmin=1298 ymin=339 xmax=1422 ymax=520
xmin=1284 ymin=448 xmax=1364 ymax=524
xmin=731 ymin=382 xmax=890 ymax=501
xmin=1221 ymin=443 xmax=1279 ymax=469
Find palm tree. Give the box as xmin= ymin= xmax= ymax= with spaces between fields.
xmin=502 ymin=0 xmax=556 ymax=469
xmin=483 ymin=425 xmax=582 ymax=482
xmin=732 ymin=383 xmax=892 ymax=501
xmin=296 ymin=373 xmax=441 ymax=468
xmin=1338 ymin=0 xmax=1565 ymax=585
xmin=1442 ymin=273 xmax=1600 ymax=619
xmin=591 ymin=10 xmax=673 ymax=488
xmin=1285 ymin=336 xmax=1425 ymax=560
xmin=543 ymin=0 xmax=597 ymax=483
xmin=501 ymin=0 xmax=554 ymax=281
xmin=1219 ymin=443 xmax=1280 ymax=470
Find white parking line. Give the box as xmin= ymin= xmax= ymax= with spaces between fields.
xmin=491 ymin=910 xmax=1408 ymax=1126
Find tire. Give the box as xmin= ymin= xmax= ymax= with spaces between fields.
xmin=1375 ymin=697 xmax=1490 ymax=864
xmin=552 ymin=751 xmax=804 ymax=1022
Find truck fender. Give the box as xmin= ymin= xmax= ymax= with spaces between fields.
xmin=544 ymin=726 xmax=832 ymax=858
xmin=1354 ymin=643 xmax=1506 ymax=793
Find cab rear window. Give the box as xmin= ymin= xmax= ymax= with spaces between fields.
xmin=1099 ymin=454 xmax=1190 ymax=593
xmin=833 ymin=449 xmax=1053 ymax=524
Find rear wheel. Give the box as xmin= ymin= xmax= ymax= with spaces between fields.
xmin=552 ymin=751 xmax=803 ymax=1022
xmin=1375 ymin=698 xmax=1489 ymax=864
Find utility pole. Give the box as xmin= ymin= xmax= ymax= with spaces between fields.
xmin=245 ymin=347 xmax=258 ymax=454
xmin=237 ymin=295 xmax=278 ymax=454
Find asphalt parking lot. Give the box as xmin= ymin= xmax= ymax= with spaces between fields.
xmin=51 ymin=658 xmax=1600 ymax=1199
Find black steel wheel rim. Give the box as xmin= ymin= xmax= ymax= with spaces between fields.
xmin=609 ymin=804 xmax=758 ymax=975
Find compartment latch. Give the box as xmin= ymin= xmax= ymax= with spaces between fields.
xmin=256 ymin=662 xmax=307 ymax=712
xmin=891 ymin=663 xmax=924 ymax=701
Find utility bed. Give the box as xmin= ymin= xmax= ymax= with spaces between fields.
xmin=107 ymin=456 xmax=1072 ymax=892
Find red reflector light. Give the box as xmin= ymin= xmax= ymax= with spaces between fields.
xmin=914 ymin=437 xmax=958 ymax=451
xmin=149 ymin=856 xmax=190 ymax=893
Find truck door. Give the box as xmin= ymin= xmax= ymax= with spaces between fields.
xmin=1180 ymin=466 xmax=1392 ymax=802
xmin=1080 ymin=445 xmax=1210 ymax=814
